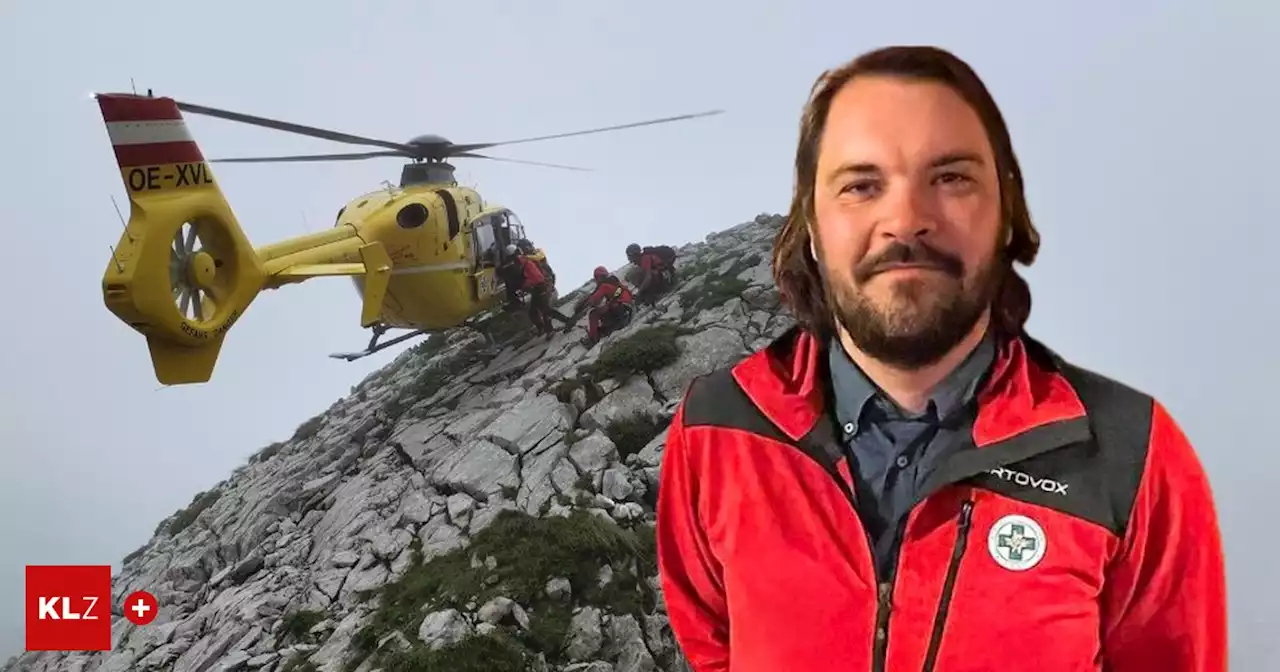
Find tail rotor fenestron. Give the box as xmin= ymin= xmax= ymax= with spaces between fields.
xmin=96 ymin=92 xmax=267 ymax=385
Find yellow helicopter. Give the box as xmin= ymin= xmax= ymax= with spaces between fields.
xmin=94 ymin=91 xmax=723 ymax=385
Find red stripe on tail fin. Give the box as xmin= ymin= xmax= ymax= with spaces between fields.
xmin=96 ymin=94 xmax=183 ymax=122
xmin=113 ymin=142 xmax=205 ymax=168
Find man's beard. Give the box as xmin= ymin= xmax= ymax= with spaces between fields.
xmin=820 ymin=238 xmax=1002 ymax=370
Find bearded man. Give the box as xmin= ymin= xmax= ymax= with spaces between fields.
xmin=655 ymin=45 xmax=1226 ymax=672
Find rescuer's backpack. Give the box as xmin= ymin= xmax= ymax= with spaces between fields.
xmin=643 ymin=245 xmax=677 ymax=269
xmin=538 ymin=260 xmax=556 ymax=286
xmin=600 ymin=276 xmax=631 ymax=303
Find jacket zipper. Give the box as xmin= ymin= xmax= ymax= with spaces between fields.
xmin=920 ymin=499 xmax=975 ymax=672
xmin=828 ymin=452 xmax=916 ymax=672
xmin=828 ymin=463 xmax=893 ymax=672
xmin=871 ymin=573 xmax=894 ymax=672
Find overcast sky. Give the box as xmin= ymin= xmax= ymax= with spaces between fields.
xmin=2 ymin=0 xmax=1276 ymax=666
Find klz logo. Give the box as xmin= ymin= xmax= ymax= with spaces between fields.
xmin=988 ymin=467 xmax=1069 ymax=495
xmin=26 ymin=565 xmax=112 ymax=651
xmin=37 ymin=596 xmax=100 ymax=620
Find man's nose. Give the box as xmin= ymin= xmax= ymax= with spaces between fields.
xmin=876 ymin=183 xmax=936 ymax=240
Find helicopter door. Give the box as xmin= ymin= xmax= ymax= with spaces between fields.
xmin=492 ymin=212 xmax=513 ymax=252
xmin=507 ymin=212 xmax=528 ymax=244
xmin=470 ymin=214 xmax=502 ymax=301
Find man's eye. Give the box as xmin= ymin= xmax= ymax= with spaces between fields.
xmin=935 ymin=172 xmax=974 ymax=186
xmin=842 ymin=180 xmax=881 ymax=197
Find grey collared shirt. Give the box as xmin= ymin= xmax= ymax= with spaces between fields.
xmin=827 ymin=331 xmax=995 ymax=579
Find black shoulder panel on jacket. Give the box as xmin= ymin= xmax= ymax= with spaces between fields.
xmin=680 ymin=366 xmax=850 ymax=495
xmin=964 ymin=342 xmax=1154 ymax=537
xmin=1054 ymin=358 xmax=1153 ymax=536
xmin=681 ymin=368 xmax=790 ymax=444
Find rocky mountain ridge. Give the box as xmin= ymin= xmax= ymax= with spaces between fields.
xmin=7 ymin=213 xmax=792 ymax=672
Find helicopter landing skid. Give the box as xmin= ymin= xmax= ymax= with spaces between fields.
xmin=328 ymin=326 xmax=432 ymax=362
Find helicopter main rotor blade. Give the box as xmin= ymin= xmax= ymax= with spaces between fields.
xmin=448 ymin=109 xmax=726 ymax=154
xmin=455 ymin=152 xmax=591 ymax=171
xmin=208 ymin=150 xmax=409 ymax=164
xmin=173 ymin=100 xmax=417 ymax=154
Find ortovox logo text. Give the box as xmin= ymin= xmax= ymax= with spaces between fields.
xmin=988 ymin=468 xmax=1069 ymax=495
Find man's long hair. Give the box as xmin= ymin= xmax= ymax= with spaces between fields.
xmin=772 ymin=46 xmax=1040 ymax=340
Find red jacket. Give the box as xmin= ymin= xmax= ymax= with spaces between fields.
xmin=585 ymin=277 xmax=633 ymax=308
xmin=639 ymin=252 xmax=664 ymax=272
xmin=518 ymin=256 xmax=547 ymax=288
xmin=656 ymin=327 xmax=1226 ymax=672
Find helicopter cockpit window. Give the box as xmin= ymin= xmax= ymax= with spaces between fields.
xmin=492 ymin=212 xmax=512 ymax=250
xmin=507 ymin=212 xmax=527 ymax=242
xmin=473 ymin=216 xmax=498 ymax=268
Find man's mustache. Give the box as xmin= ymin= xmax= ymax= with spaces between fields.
xmin=853 ymin=241 xmax=964 ymax=283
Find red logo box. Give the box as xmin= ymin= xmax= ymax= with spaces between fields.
xmin=25 ymin=565 xmax=112 ymax=651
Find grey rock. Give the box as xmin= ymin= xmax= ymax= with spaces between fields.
xmin=564 ymin=664 xmax=614 ymax=672
xmin=566 ymin=606 xmax=604 ymax=661
xmin=580 ymin=377 xmax=662 ymax=432
xmin=607 ymin=614 xmax=658 ymax=672
xmin=445 ymin=407 xmax=506 ymax=442
xmin=612 ymin=502 xmax=645 ymax=521
xmin=96 ymin=650 xmax=137 ymax=672
xmin=123 ymin=619 xmax=179 ymax=656
xmin=308 ymin=609 xmax=368 ymax=672
xmin=446 ymin=492 xmax=476 ymax=528
xmin=517 ymin=439 xmax=569 ymax=515
xmin=468 ymin=498 xmax=519 ymax=535
xmin=395 ymin=489 xmax=437 ymax=525
xmin=369 ymin=527 xmax=413 ymax=561
xmin=431 ymin=438 xmax=519 ymax=499
xmin=419 ymin=519 xmax=466 ymax=562
xmin=209 ymin=552 xmax=264 ymax=588
xmin=388 ymin=543 xmax=417 ymax=582
xmin=651 ymin=326 xmax=750 ymax=401
xmin=477 ymin=596 xmax=530 ymax=629
xmin=602 ymin=467 xmax=636 ymax=501
xmin=546 ymin=577 xmax=573 ymax=600
xmin=135 ymin=644 xmax=186 ymax=670
xmin=552 ymin=456 xmax=584 ymax=498
xmin=568 ymin=432 xmax=620 ymax=490
xmin=417 ymin=608 xmax=473 ymax=650
xmin=634 ymin=428 xmax=671 ymax=468
xmin=339 ymin=561 xmax=388 ymax=602
xmin=330 ymin=550 xmax=359 ymax=568
xmin=474 ymin=339 xmax=552 ymax=382
xmin=481 ymin=394 xmax=577 ymax=453
xmin=395 ymin=424 xmax=454 ymax=471
xmin=644 ymin=612 xmax=679 ymax=662
xmin=376 ymin=630 xmax=412 ymax=654
xmin=211 ymin=650 xmax=251 ymax=671
xmin=570 ymin=386 xmax=589 ymax=412
xmin=170 ymin=622 xmax=251 ymax=672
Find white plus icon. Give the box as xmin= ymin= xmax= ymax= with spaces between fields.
xmin=131 ymin=598 xmax=151 ymax=619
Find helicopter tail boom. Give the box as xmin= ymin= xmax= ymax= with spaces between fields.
xmin=261 ymin=239 xmax=393 ymax=328
xmin=96 ymin=93 xmax=267 ymax=385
